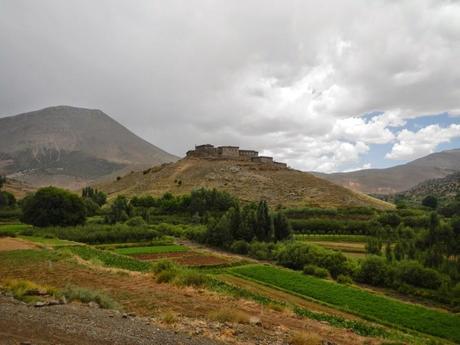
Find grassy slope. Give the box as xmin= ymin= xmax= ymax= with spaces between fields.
xmin=97 ymin=157 xmax=393 ymax=209
xmin=230 ymin=265 xmax=460 ymax=343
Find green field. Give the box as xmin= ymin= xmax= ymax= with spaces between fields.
xmin=113 ymin=244 xmax=187 ymax=255
xmin=20 ymin=236 xmax=81 ymax=247
xmin=65 ymin=246 xmax=152 ymax=272
xmin=0 ymin=223 xmax=31 ymax=235
xmin=230 ymin=265 xmax=460 ymax=343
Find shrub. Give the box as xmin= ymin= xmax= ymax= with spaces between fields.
xmin=152 ymin=259 xmax=178 ymax=274
xmin=0 ymin=191 xmax=16 ymax=208
xmin=336 ymin=274 xmax=353 ymax=285
xmin=394 ymin=261 xmax=445 ymax=290
xmin=230 ymin=240 xmax=250 ymax=254
xmin=303 ymin=264 xmax=328 ymax=278
xmin=208 ymin=308 xmax=250 ymax=324
xmin=60 ymin=285 xmax=118 ymax=309
xmin=355 ymin=256 xmax=390 ymax=286
xmin=422 ymin=195 xmax=438 ymax=209
xmin=125 ymin=216 xmax=146 ymax=227
xmin=21 ymin=187 xmax=86 ymax=227
xmin=175 ymin=270 xmax=209 ymax=287
xmin=156 ymin=270 xmax=178 ymax=283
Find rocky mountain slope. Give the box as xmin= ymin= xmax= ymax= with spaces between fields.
xmin=97 ymin=156 xmax=392 ymax=209
xmin=315 ymin=149 xmax=460 ymax=195
xmin=0 ymin=106 xmax=177 ymax=189
xmin=398 ymin=171 xmax=460 ymax=201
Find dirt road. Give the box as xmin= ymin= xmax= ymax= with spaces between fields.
xmin=0 ymin=294 xmax=222 ymax=345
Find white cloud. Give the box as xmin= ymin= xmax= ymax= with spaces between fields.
xmin=386 ymin=124 xmax=460 ymax=160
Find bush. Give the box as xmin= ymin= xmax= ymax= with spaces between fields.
xmin=355 ymin=256 xmax=390 ymax=286
xmin=21 ymin=187 xmax=86 ymax=227
xmin=394 ymin=261 xmax=445 ymax=290
xmin=156 ymin=270 xmax=178 ymax=283
xmin=125 ymin=216 xmax=146 ymax=227
xmin=152 ymin=259 xmax=178 ymax=274
xmin=303 ymin=264 xmax=329 ymax=278
xmin=230 ymin=240 xmax=250 ymax=254
xmin=175 ymin=270 xmax=209 ymax=287
xmin=336 ymin=274 xmax=353 ymax=284
xmin=0 ymin=191 xmax=16 ymax=208
xmin=60 ymin=285 xmax=118 ymax=309
xmin=277 ymin=242 xmax=348 ymax=278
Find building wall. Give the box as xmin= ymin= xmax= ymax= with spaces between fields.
xmin=239 ymin=150 xmax=258 ymax=158
xmin=218 ymin=146 xmax=239 ymax=157
xmin=251 ymin=156 xmax=273 ymax=163
xmin=274 ymin=161 xmax=287 ymax=168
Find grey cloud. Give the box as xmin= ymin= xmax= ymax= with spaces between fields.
xmin=0 ymin=0 xmax=459 ymax=171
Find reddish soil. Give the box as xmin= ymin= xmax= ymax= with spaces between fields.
xmin=0 ymin=237 xmax=38 ymax=251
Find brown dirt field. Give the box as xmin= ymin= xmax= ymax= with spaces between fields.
xmin=0 ymin=250 xmax=383 ymax=345
xmin=133 ymin=251 xmax=232 ymax=266
xmin=0 ymin=237 xmax=38 ymax=251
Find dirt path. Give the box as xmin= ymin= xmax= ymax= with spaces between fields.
xmin=0 ymin=293 xmax=221 ymax=345
xmin=0 ymin=237 xmax=38 ymax=251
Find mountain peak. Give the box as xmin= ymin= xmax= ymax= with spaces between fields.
xmin=0 ymin=106 xmax=177 ymax=189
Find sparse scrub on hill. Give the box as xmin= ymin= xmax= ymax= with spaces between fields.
xmin=152 ymin=259 xmax=209 ymax=287
xmin=208 ymin=307 xmax=250 ymax=324
xmin=60 ymin=285 xmax=118 ymax=309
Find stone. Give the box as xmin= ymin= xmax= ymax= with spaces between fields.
xmin=34 ymin=301 xmax=47 ymax=308
xmin=249 ymin=316 xmax=262 ymax=326
xmin=88 ymin=301 xmax=99 ymax=308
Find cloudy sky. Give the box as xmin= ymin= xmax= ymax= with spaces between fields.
xmin=1 ymin=0 xmax=459 ymax=172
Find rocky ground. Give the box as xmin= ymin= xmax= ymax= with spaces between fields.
xmin=0 ymin=293 xmax=222 ymax=345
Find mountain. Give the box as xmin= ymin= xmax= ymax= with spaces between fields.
xmin=398 ymin=172 xmax=460 ymax=202
xmin=315 ymin=149 xmax=460 ymax=195
xmin=96 ymin=155 xmax=392 ymax=209
xmin=0 ymin=106 xmax=178 ymax=189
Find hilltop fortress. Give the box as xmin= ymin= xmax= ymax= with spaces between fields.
xmin=186 ymin=144 xmax=288 ymax=168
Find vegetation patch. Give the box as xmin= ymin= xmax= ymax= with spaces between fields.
xmin=230 ymin=264 xmax=460 ymax=342
xmin=64 ymin=246 xmax=151 ymax=272
xmin=114 ymin=244 xmax=187 ymax=256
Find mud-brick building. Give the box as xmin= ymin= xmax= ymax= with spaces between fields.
xmin=217 ymin=146 xmax=239 ymax=157
xmin=251 ymin=156 xmax=273 ymax=164
xmin=239 ymin=150 xmax=258 ymax=158
xmin=274 ymin=161 xmax=287 ymax=168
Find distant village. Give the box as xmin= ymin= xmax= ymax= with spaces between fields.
xmin=186 ymin=144 xmax=287 ymax=168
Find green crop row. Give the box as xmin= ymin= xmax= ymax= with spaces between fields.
xmin=64 ymin=246 xmax=151 ymax=272
xmin=230 ymin=265 xmax=460 ymax=343
xmin=114 ymin=244 xmax=188 ymax=255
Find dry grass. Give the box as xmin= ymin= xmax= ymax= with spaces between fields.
xmin=208 ymin=307 xmax=250 ymax=324
xmin=289 ymin=332 xmax=322 ymax=345
xmin=161 ymin=310 xmax=178 ymax=324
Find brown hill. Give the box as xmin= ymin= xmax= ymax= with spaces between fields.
xmin=97 ymin=156 xmax=392 ymax=209
xmin=315 ymin=149 xmax=460 ymax=195
xmin=0 ymin=106 xmax=178 ymax=189
xmin=2 ymin=178 xmax=36 ymax=199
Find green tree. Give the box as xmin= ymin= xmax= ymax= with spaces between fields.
xmin=0 ymin=191 xmax=16 ymax=208
xmin=422 ymin=195 xmax=438 ymax=209
xmin=365 ymin=237 xmax=382 ymax=255
xmin=273 ymin=212 xmax=291 ymax=241
xmin=256 ymin=200 xmax=272 ymax=241
xmin=21 ymin=187 xmax=86 ymax=227
xmin=0 ymin=175 xmax=5 ymax=189
xmin=105 ymin=195 xmax=132 ymax=224
xmin=82 ymin=187 xmax=107 ymax=207
xmin=385 ymin=241 xmax=393 ymax=262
